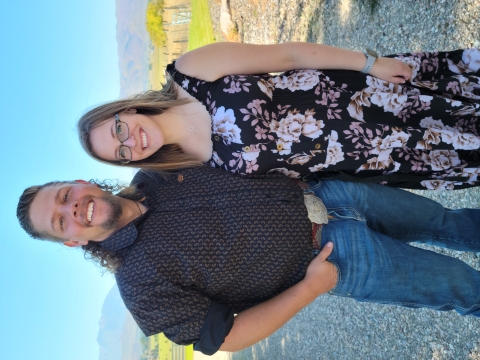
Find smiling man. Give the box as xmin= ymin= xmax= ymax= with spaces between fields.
xmin=17 ymin=167 xmax=480 ymax=355
xmin=27 ymin=179 xmax=141 ymax=246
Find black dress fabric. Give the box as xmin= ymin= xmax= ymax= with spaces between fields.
xmin=166 ymin=49 xmax=480 ymax=190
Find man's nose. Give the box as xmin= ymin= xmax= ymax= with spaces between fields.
xmin=62 ymin=201 xmax=79 ymax=218
xmin=122 ymin=135 xmax=136 ymax=148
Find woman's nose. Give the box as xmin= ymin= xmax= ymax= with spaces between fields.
xmin=122 ymin=135 xmax=136 ymax=148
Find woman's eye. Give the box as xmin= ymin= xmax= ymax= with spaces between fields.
xmin=116 ymin=125 xmax=123 ymax=135
xmin=119 ymin=148 xmax=127 ymax=159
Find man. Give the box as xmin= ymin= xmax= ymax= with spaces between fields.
xmin=17 ymin=167 xmax=480 ymax=355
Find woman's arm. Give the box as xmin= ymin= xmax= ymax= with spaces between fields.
xmin=175 ymin=42 xmax=412 ymax=84
xmin=219 ymin=242 xmax=337 ymax=352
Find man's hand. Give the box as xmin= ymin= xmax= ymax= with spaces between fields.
xmin=302 ymin=242 xmax=338 ymax=299
xmin=220 ymin=242 xmax=338 ymax=352
xmin=369 ymin=57 xmax=413 ymax=84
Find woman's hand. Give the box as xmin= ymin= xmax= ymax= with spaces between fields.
xmin=369 ymin=57 xmax=413 ymax=84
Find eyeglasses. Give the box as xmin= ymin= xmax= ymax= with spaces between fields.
xmin=114 ymin=114 xmax=132 ymax=164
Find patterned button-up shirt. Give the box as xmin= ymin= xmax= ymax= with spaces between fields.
xmin=100 ymin=167 xmax=312 ymax=354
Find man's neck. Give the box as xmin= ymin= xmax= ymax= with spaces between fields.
xmin=118 ymin=198 xmax=148 ymax=228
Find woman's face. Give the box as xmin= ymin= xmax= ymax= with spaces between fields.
xmin=89 ymin=110 xmax=164 ymax=163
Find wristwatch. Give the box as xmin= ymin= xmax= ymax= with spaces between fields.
xmin=361 ymin=49 xmax=378 ymax=74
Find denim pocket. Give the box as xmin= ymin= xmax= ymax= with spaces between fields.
xmin=327 ymin=207 xmax=366 ymax=222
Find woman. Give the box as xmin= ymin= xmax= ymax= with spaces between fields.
xmin=78 ymin=42 xmax=480 ymax=190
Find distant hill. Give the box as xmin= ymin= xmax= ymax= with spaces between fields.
xmin=115 ymin=0 xmax=150 ymax=98
xmin=98 ymin=285 xmax=142 ymax=360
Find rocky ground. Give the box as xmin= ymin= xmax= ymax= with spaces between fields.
xmin=203 ymin=1 xmax=480 ymax=359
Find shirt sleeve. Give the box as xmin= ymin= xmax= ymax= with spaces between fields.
xmin=120 ymin=281 xmax=234 ymax=354
xmin=193 ymin=301 xmax=235 ymax=355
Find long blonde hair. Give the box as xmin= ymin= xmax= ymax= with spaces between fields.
xmin=77 ymin=77 xmax=203 ymax=171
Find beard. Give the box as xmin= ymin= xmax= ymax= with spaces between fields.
xmin=99 ymin=193 xmax=123 ymax=231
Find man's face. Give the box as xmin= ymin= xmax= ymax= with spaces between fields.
xmin=29 ymin=181 xmax=123 ymax=245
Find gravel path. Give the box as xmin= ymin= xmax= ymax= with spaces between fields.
xmin=205 ymin=1 xmax=480 ymax=359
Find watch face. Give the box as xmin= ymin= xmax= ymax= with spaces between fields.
xmin=366 ymin=49 xmax=378 ymax=58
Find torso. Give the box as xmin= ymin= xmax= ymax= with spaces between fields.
xmin=175 ymin=84 xmax=213 ymax=161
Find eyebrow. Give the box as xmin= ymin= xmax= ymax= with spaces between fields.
xmin=51 ymin=188 xmax=62 ymax=232
xmin=110 ymin=121 xmax=115 ymax=139
xmin=110 ymin=122 xmax=120 ymax=161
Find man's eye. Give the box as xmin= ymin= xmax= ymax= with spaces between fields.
xmin=63 ymin=190 xmax=69 ymax=202
xmin=59 ymin=218 xmax=64 ymax=230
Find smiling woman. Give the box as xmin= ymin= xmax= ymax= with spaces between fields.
xmin=78 ymin=80 xmax=204 ymax=171
xmin=78 ymin=42 xmax=480 ymax=190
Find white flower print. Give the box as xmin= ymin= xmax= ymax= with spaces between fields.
xmin=441 ymin=126 xmax=480 ymax=149
xmin=462 ymin=49 xmax=480 ymax=72
xmin=356 ymin=156 xmax=394 ymax=172
xmin=452 ymin=75 xmax=480 ymax=100
xmin=273 ymin=70 xmax=320 ymax=91
xmin=366 ymin=76 xmax=408 ymax=115
xmin=370 ymin=129 xmax=410 ymax=160
xmin=444 ymin=98 xmax=463 ymax=107
xmin=257 ymin=78 xmax=275 ymax=99
xmin=211 ymin=151 xmax=224 ymax=166
xmin=456 ymin=168 xmax=480 ymax=185
xmin=241 ymin=151 xmax=260 ymax=162
xmin=410 ymin=80 xmax=439 ymax=90
xmin=449 ymin=49 xmax=480 ymax=74
xmin=420 ymin=180 xmax=455 ymax=190
xmin=397 ymin=56 xmax=422 ymax=80
xmin=182 ymin=79 xmax=189 ymax=89
xmin=417 ymin=117 xmax=480 ymax=150
xmin=212 ymin=106 xmax=242 ymax=144
xmin=270 ymin=109 xmax=324 ymax=155
xmin=421 ymin=150 xmax=461 ymax=171
xmin=267 ymin=167 xmax=301 ymax=178
xmin=309 ymin=130 xmax=344 ymax=172
xmin=288 ymin=154 xmax=313 ymax=165
xmin=347 ymin=90 xmax=372 ymax=121
xmin=419 ymin=117 xmax=445 ymax=129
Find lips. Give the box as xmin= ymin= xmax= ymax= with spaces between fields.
xmin=86 ymin=200 xmax=94 ymax=223
xmin=140 ymin=128 xmax=148 ymax=149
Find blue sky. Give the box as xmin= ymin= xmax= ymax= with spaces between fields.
xmin=0 ymin=1 xmax=134 ymax=359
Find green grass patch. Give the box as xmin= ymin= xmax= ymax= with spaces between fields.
xmin=188 ymin=0 xmax=216 ymax=50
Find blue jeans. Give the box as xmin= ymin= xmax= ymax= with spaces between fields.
xmin=307 ymin=179 xmax=480 ymax=316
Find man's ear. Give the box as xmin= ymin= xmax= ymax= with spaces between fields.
xmin=74 ymin=180 xmax=90 ymax=185
xmin=124 ymin=108 xmax=137 ymax=114
xmin=63 ymin=239 xmax=89 ymax=248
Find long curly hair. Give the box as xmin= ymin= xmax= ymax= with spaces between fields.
xmin=77 ymin=77 xmax=203 ymax=172
xmin=16 ymin=179 xmax=134 ymax=273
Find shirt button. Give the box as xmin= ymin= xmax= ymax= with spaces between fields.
xmin=243 ymin=146 xmax=251 ymax=152
xmin=315 ymin=143 xmax=321 ymax=150
xmin=276 ymin=143 xmax=283 ymax=151
xmin=214 ymin=135 xmax=220 ymax=141
xmin=177 ymin=174 xmax=184 ymax=182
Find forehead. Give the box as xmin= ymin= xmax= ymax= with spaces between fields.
xmin=89 ymin=118 xmax=117 ymax=161
xmin=29 ymin=183 xmax=68 ymax=238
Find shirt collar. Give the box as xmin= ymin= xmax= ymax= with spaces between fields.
xmin=99 ymin=185 xmax=149 ymax=252
xmin=99 ymin=221 xmax=138 ymax=252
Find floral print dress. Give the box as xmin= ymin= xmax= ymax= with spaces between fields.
xmin=166 ymin=49 xmax=480 ymax=190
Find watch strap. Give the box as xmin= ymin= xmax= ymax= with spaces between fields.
xmin=361 ymin=50 xmax=377 ymax=74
